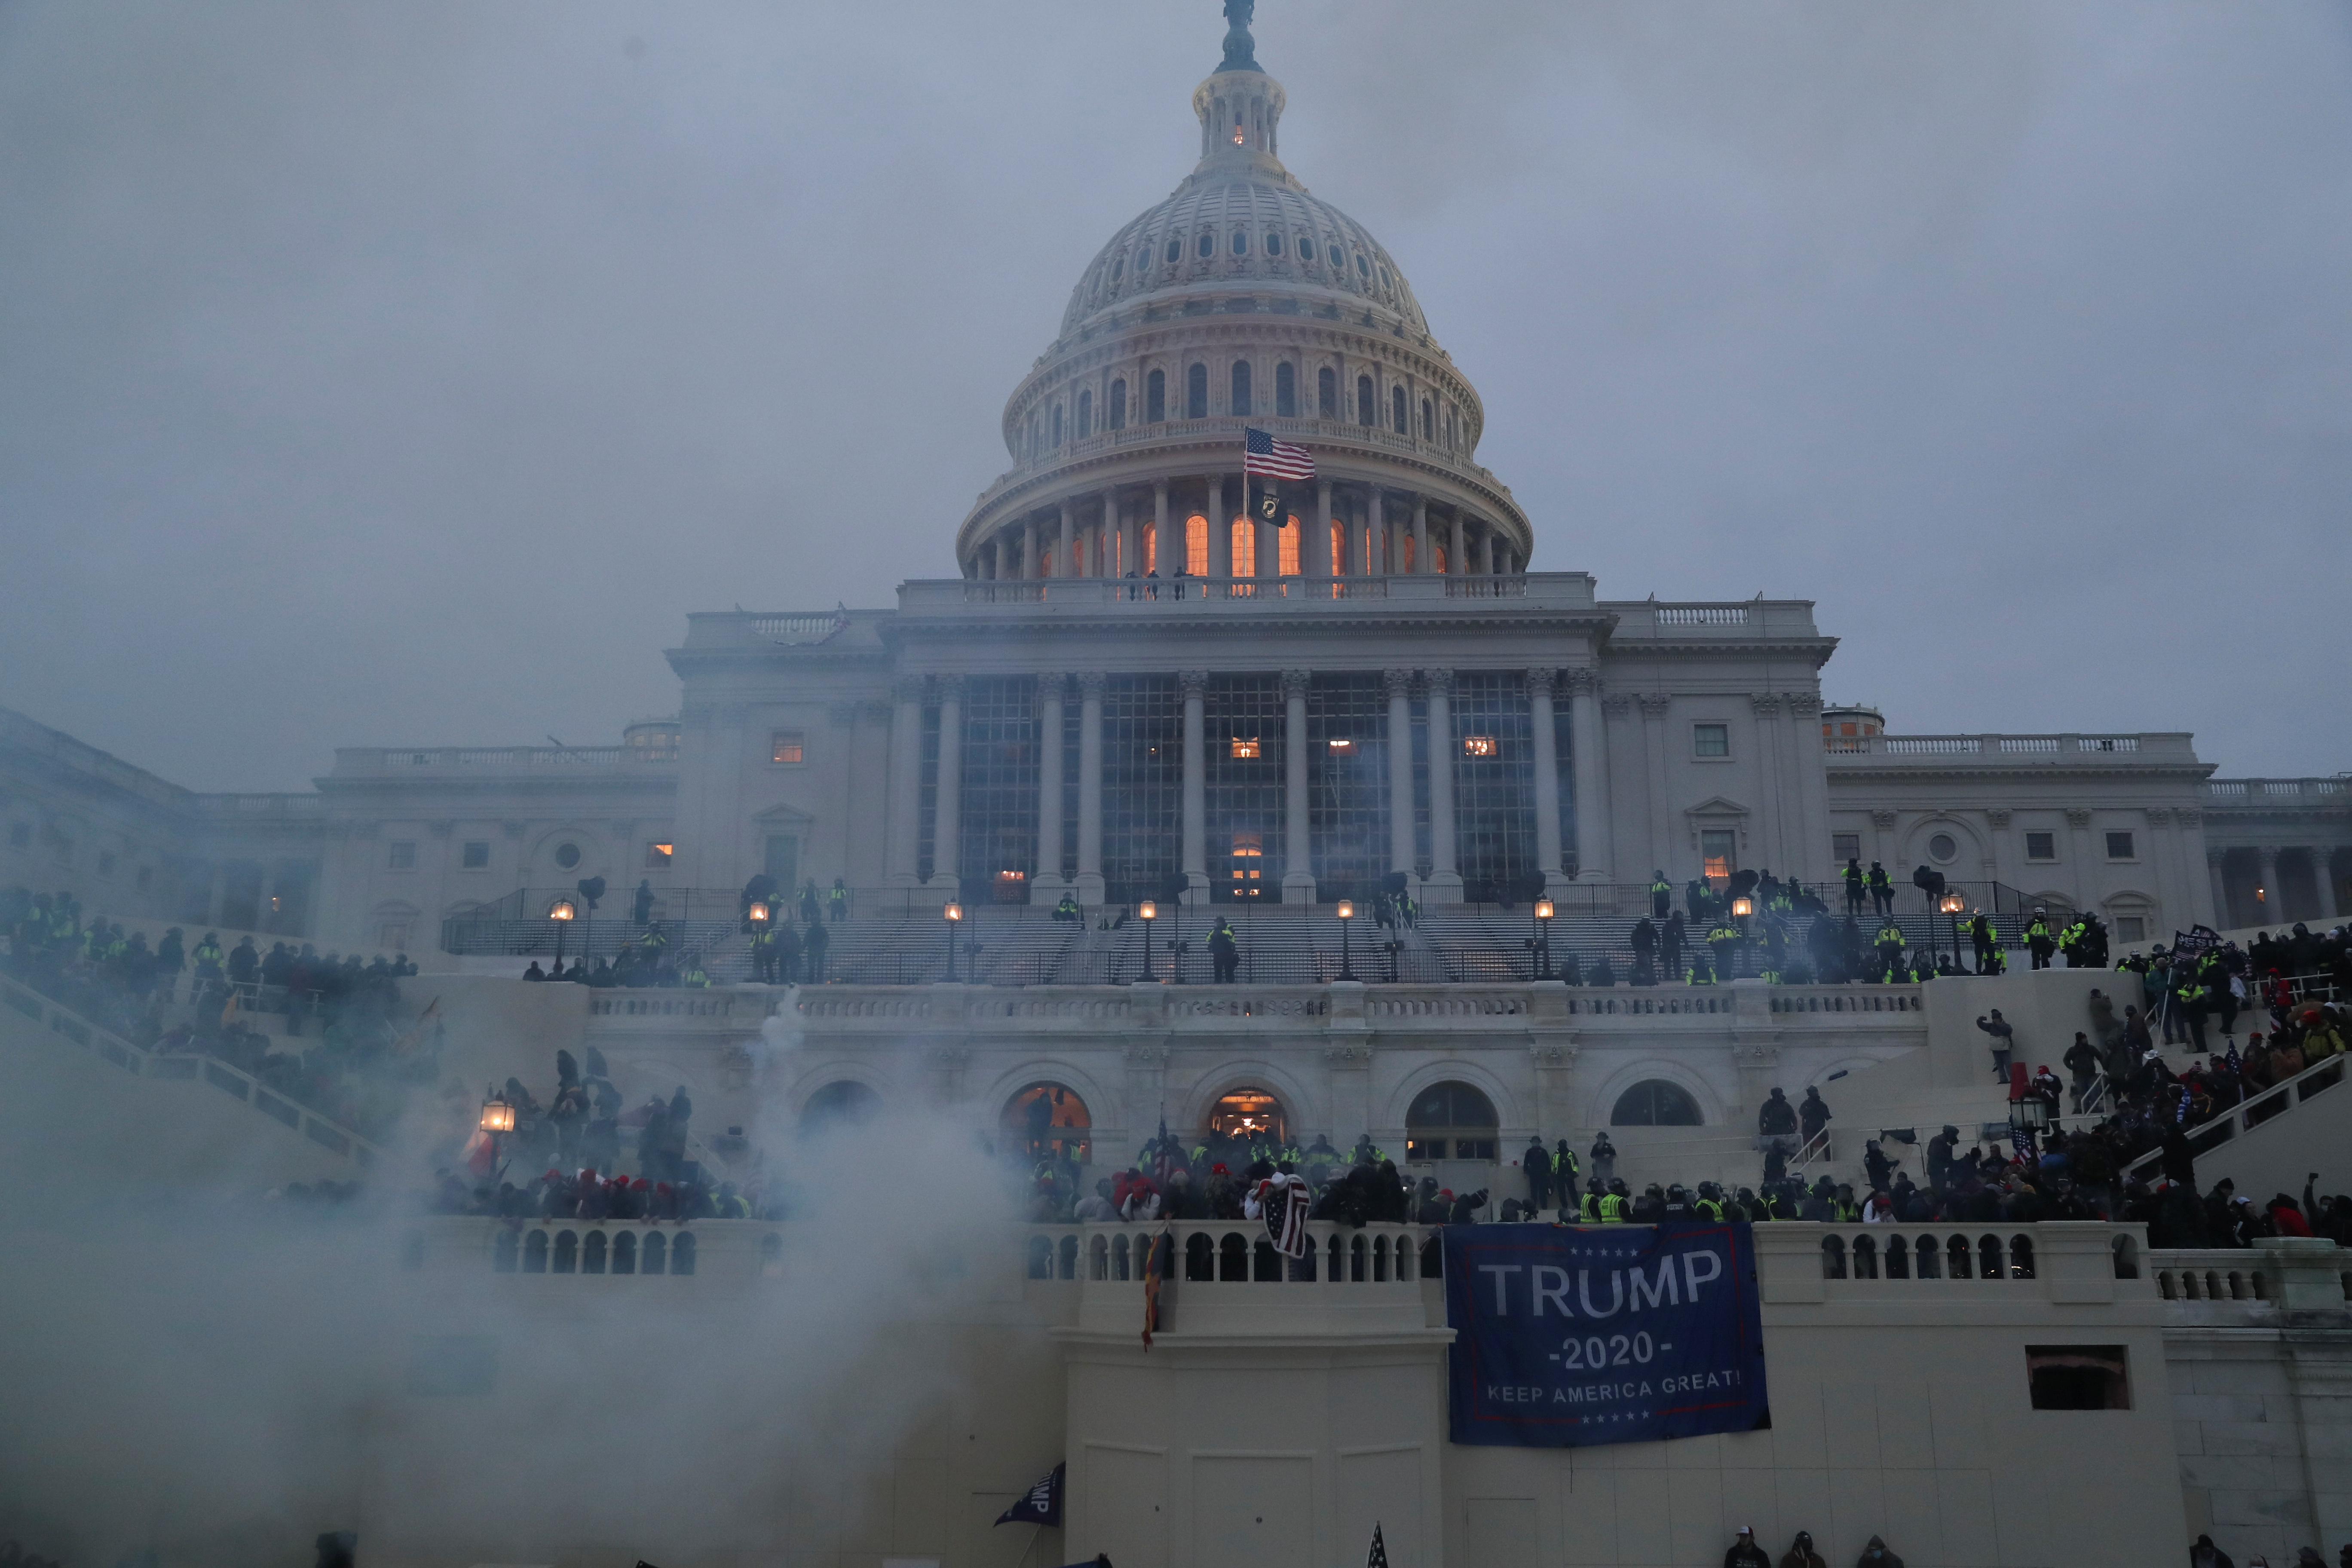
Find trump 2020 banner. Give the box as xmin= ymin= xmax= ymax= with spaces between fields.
xmin=1443 ymin=1222 xmax=1769 ymax=1448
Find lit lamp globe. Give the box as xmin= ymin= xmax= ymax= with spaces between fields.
xmin=747 ymin=900 xmax=771 ymax=925
xmin=478 ymin=1086 xmax=515 ymax=1135
xmin=1730 ymin=896 xmax=1753 ymax=919
xmin=1534 ymin=898 xmax=1555 ymax=922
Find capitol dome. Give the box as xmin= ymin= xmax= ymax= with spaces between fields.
xmin=954 ymin=16 xmax=1531 ymax=585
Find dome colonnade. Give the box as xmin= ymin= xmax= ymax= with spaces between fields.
xmin=955 ymin=55 xmax=1531 ymax=586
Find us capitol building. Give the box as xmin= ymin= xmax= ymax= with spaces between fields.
xmin=3 ymin=12 xmax=2350 ymax=1568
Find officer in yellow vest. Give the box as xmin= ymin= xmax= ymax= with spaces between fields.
xmin=1597 ymin=1180 xmax=1630 ymax=1223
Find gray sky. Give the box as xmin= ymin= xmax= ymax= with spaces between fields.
xmin=2 ymin=0 xmax=2347 ymax=791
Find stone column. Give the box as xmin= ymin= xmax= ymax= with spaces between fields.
xmin=1148 ymin=481 xmax=1167 ymax=578
xmin=931 ymin=675 xmax=963 ymax=890
xmin=1424 ymin=668 xmax=1461 ymax=901
xmin=1023 ymin=517 xmax=1041 ymax=581
xmin=1076 ymin=673 xmax=1106 ymax=905
xmin=2256 ymin=845 xmax=2282 ymax=920
xmin=1385 ymin=668 xmax=1416 ymax=876
xmin=1181 ymin=669 xmax=1208 ymax=901
xmin=1869 ymin=808 xmax=1899 ymax=872
xmin=2207 ymin=847 xmax=2231 ymax=929
xmin=1449 ymin=510 xmax=1467 ymax=576
xmin=888 ymin=676 xmax=925 ymax=884
xmin=1036 ymin=675 xmax=1066 ymax=893
xmin=1785 ymin=695 xmax=1828 ymax=882
xmin=1748 ymin=693 xmax=1788 ymax=871
xmin=1314 ymin=479 xmax=1335 ymax=578
xmin=1209 ymin=478 xmax=1232 ymax=579
xmin=1058 ymin=503 xmax=1075 ymax=580
xmin=1479 ymin=530 xmax=1496 ymax=576
xmin=1566 ymin=668 xmax=1612 ymax=885
xmin=1529 ymin=668 xmax=1564 ymax=886
xmin=1412 ymin=495 xmax=1430 ymax=575
xmin=1369 ymin=488 xmax=1387 ymax=574
xmin=2317 ymin=850 xmax=2342 ymax=921
xmin=1641 ymin=695 xmax=1675 ymax=875
xmin=1282 ymin=669 xmax=1315 ymax=903
xmin=1100 ymin=489 xmax=1118 ymax=577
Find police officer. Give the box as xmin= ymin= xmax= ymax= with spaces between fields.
xmin=1693 ymin=1181 xmax=1727 ymax=1221
xmin=1207 ymin=917 xmax=1240 ymax=983
xmin=1874 ymin=919 xmax=1907 ymax=983
xmin=1707 ymin=919 xmax=1742 ymax=980
xmin=1649 ymin=870 xmax=1673 ymax=919
xmin=680 ymin=956 xmax=709 ymax=988
xmin=1867 ymin=861 xmax=1894 ymax=917
xmin=1966 ymin=911 xmax=1998 ymax=975
xmin=2024 ymin=907 xmax=2056 ymax=971
xmin=1553 ymin=1138 xmax=1580 ymax=1210
xmin=748 ymin=920 xmax=778 ymax=984
xmin=802 ymin=918 xmax=829 ymax=983
xmin=828 ymin=876 xmax=850 ymax=922
xmin=1597 ymin=1180 xmax=1630 ymax=1222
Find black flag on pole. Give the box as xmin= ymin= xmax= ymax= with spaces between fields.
xmin=1366 ymin=1521 xmax=1390 ymax=1568
xmin=995 ymin=1462 xmax=1066 ymax=1527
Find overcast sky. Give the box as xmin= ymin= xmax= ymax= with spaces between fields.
xmin=2 ymin=0 xmax=2347 ymax=791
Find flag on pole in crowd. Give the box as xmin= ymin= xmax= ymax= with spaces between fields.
xmin=995 ymin=1463 xmax=1066 ymax=1528
xmin=1243 ymin=426 xmax=1314 ymax=480
xmin=2225 ymin=1037 xmax=2242 ymax=1074
xmin=1366 ymin=1522 xmax=1390 ymax=1568
xmin=1152 ymin=1116 xmax=1178 ymax=1191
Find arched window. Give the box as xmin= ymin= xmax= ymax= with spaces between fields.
xmin=1610 ymin=1080 xmax=1703 ymax=1127
xmin=1407 ymin=1080 xmax=1499 ymax=1161
xmin=612 ymin=1231 xmax=637 ymax=1275
xmin=1391 ymin=385 xmax=1408 ymax=434
xmin=1300 ymin=235 xmax=1317 ymax=264
xmin=1275 ymin=362 xmax=1296 ymax=417
xmin=671 ymin=1233 xmax=695 ymax=1275
xmin=1077 ymin=389 xmax=1092 ymax=438
xmin=1356 ymin=254 xmax=1370 ymax=278
xmin=1231 ymin=230 xmax=1248 ymax=256
xmin=1421 ymin=398 xmax=1433 ymax=439
xmin=1356 ymin=375 xmax=1375 ymax=426
xmin=1328 ymin=243 xmax=1343 ymax=266
xmin=1146 ymin=369 xmax=1166 ymax=424
xmin=1141 ymin=520 xmax=1157 ymax=573
xmin=1317 ymin=367 xmax=1337 ymax=419
xmin=553 ymin=1231 xmax=579 ymax=1274
xmin=1206 ymin=1086 xmax=1286 ymax=1145
xmin=582 ymin=1231 xmax=608 ymax=1274
xmin=1186 ymin=364 xmax=1209 ymax=420
xmin=643 ymin=1231 xmax=668 ymax=1275
xmin=1266 ymin=232 xmax=1283 ymax=257
xmin=1329 ymin=521 xmax=1346 ymax=576
xmin=1197 ymin=231 xmax=1215 ymax=259
xmin=799 ymin=1079 xmax=881 ymax=1134
xmin=1137 ymin=246 xmax=1151 ymax=274
xmin=1279 ymin=521 xmax=1300 ymax=576
xmin=1184 ymin=514 xmax=1209 ymax=575
xmin=1002 ymin=1083 xmax=1093 ymax=1162
xmin=1230 ymin=518 xmax=1255 ymax=576
xmin=1109 ymin=378 xmax=1127 ymax=431
xmin=1111 ymin=256 xmax=1124 ymax=282
xmin=524 ymin=1230 xmax=549 ymax=1273
xmin=1231 ymin=360 xmax=1252 ymax=417
xmin=1166 ymin=238 xmax=1181 ymax=265
xmin=1051 ymin=404 xmax=1063 ymax=448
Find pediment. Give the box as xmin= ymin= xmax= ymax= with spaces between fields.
xmin=1682 ymin=796 xmax=1750 ymax=820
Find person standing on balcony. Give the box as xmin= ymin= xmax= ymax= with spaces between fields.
xmin=632 ymin=879 xmax=654 ymax=926
xmin=829 ymin=876 xmax=849 ymax=922
xmin=1553 ymin=1139 xmax=1580 ymax=1210
xmin=1662 ymin=910 xmax=1687 ymax=981
xmin=1588 ymin=1131 xmax=1616 ymax=1190
xmin=2025 ymin=908 xmax=2056 ymax=970
xmin=1799 ymin=1087 xmax=1831 ymax=1154
xmin=775 ymin=920 xmax=802 ymax=985
xmin=1874 ymin=919 xmax=1907 ymax=983
xmin=803 ymin=918 xmax=828 ymax=983
xmin=1844 ymin=858 xmax=1866 ymax=916
xmin=1650 ymin=870 xmax=1673 ymax=919
xmin=1867 ymin=861 xmax=1894 ymax=916
xmin=1208 ymin=917 xmax=1240 ymax=983
xmin=1519 ymin=1136 xmax=1551 ymax=1212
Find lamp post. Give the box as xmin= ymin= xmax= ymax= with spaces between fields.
xmin=747 ymin=900 xmax=771 ymax=984
xmin=1729 ymin=895 xmax=1751 ymax=978
xmin=943 ymin=901 xmax=964 ymax=981
xmin=1940 ymin=891 xmax=1966 ymax=972
xmin=2008 ymin=1078 xmax=2052 ymax=1153
xmin=1336 ymin=898 xmax=1358 ymax=981
xmin=478 ymin=1083 xmax=515 ymax=1176
xmin=547 ymin=897 xmax=577 ymax=974
xmin=1533 ymin=897 xmax=1556 ymax=980
xmin=1136 ymin=900 xmax=1158 ymax=983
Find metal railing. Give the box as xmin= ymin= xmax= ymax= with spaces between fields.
xmin=2119 ymin=1052 xmax=2347 ymax=1182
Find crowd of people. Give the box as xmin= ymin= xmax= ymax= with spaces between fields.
xmin=1723 ymin=1524 xmax=1907 ymax=1568
xmin=2 ymin=885 xmax=437 ymax=1142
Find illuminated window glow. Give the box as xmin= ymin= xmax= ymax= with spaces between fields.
xmin=771 ymin=732 xmax=805 ymax=765
xmin=1462 ymin=735 xmax=1498 ymax=758
xmin=1229 ymin=738 xmax=1261 ymax=759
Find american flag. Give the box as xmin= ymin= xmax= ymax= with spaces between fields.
xmin=1366 ymin=1522 xmax=1390 ymax=1568
xmin=1244 ymin=426 xmax=1314 ymax=480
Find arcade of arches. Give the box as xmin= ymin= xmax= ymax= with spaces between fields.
xmin=1611 ymin=1079 xmax=1703 ymax=1127
xmin=1003 ymin=1082 xmax=1093 ymax=1162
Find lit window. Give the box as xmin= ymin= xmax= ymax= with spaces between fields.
xmin=554 ymin=842 xmax=582 ymax=870
xmin=1864 ymin=724 xmax=1878 ymax=735
xmin=1701 ymin=829 xmax=1736 ymax=880
xmin=1279 ymin=521 xmax=1300 ymax=576
xmin=1230 ymin=832 xmax=1263 ymax=890
xmin=1841 ymin=722 xmax=1858 ymax=736
xmin=1327 ymin=738 xmax=1353 ymax=751
xmin=646 ymin=842 xmax=674 ymax=869
xmin=771 ymin=732 xmax=805 ymax=765
xmin=2024 ymin=832 xmax=2056 ymax=862
xmin=1461 ymin=735 xmax=1498 ymax=758
xmin=1694 ymin=724 xmax=1730 ymax=758
xmin=1229 ymin=738 xmax=1261 ymax=759
xmin=2105 ymin=832 xmax=2136 ymax=860
xmin=462 ymin=841 xmax=490 ymax=869
xmin=388 ymin=841 xmax=416 ymax=870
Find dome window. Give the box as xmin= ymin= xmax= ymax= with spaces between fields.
xmin=1138 ymin=246 xmax=1152 ymax=274
xmin=1355 ymin=254 xmax=1370 ymax=278
xmin=1327 ymin=243 xmax=1342 ymax=266
xmin=1378 ymin=265 xmax=1391 ymax=289
xmin=1146 ymin=369 xmax=1167 ymax=423
xmin=1317 ymin=368 xmax=1337 ymax=419
xmin=1265 ymin=232 xmax=1283 ymax=257
xmin=1232 ymin=230 xmax=1248 ymax=256
xmin=1109 ymin=378 xmax=1127 ymax=431
xmin=1166 ymin=239 xmax=1182 ymax=266
xmin=1356 ymin=375 xmax=1375 ymax=427
xmin=1230 ymin=359 xmax=1252 ymax=417
xmin=1111 ymin=257 xmax=1124 ymax=282
xmin=1077 ymin=389 xmax=1093 ymax=439
xmin=1391 ymin=386 xmax=1408 ymax=435
xmin=1051 ymin=404 xmax=1064 ymax=448
xmin=1197 ymin=232 xmax=1215 ymax=260
xmin=1274 ymin=362 xmax=1296 ymax=417
xmin=1185 ymin=363 xmax=1209 ymax=420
